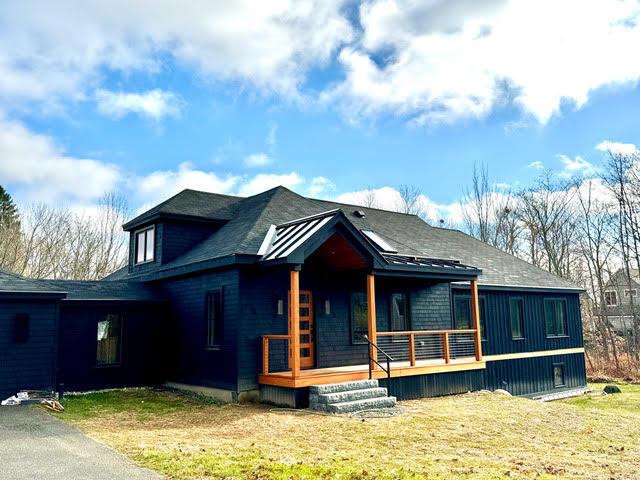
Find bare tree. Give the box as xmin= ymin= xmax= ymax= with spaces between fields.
xmin=517 ymin=172 xmax=579 ymax=279
xmin=396 ymin=184 xmax=422 ymax=215
xmin=460 ymin=162 xmax=521 ymax=255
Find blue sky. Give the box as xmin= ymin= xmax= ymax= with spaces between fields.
xmin=1 ymin=0 xmax=639 ymax=223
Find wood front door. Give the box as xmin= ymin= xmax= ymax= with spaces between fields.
xmin=289 ymin=290 xmax=315 ymax=369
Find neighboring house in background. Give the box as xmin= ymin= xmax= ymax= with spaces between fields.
xmin=603 ymin=268 xmax=640 ymax=336
xmin=0 ymin=186 xmax=587 ymax=406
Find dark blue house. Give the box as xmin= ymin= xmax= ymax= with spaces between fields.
xmin=0 ymin=186 xmax=586 ymax=406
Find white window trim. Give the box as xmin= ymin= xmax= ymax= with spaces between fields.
xmin=135 ymin=226 xmax=155 ymax=264
xmin=624 ymin=289 xmax=637 ymax=297
xmin=604 ymin=290 xmax=618 ymax=307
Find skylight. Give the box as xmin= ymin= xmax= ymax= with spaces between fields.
xmin=361 ymin=230 xmax=397 ymax=253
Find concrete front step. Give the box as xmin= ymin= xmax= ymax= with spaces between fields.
xmin=324 ymin=395 xmax=397 ymax=413
xmin=309 ymin=379 xmax=379 ymax=395
xmin=316 ymin=387 xmax=389 ymax=405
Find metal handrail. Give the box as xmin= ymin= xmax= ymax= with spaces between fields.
xmin=363 ymin=335 xmax=394 ymax=396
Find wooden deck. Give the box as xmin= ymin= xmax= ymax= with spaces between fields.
xmin=258 ymin=357 xmax=486 ymax=388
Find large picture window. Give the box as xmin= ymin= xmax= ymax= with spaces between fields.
xmin=544 ymin=298 xmax=567 ymax=337
xmin=350 ymin=292 xmax=368 ymax=344
xmin=135 ymin=226 xmax=155 ymax=264
xmin=96 ymin=314 xmax=122 ymax=366
xmin=453 ymin=294 xmax=486 ymax=339
xmin=206 ymin=289 xmax=224 ymax=348
xmin=509 ymin=298 xmax=524 ymax=339
xmin=390 ymin=292 xmax=410 ymax=331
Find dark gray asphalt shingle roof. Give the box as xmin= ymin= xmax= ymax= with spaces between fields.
xmin=35 ymin=280 xmax=163 ymax=301
xmin=0 ymin=270 xmax=65 ymax=294
xmin=119 ymin=186 xmax=578 ymax=290
xmin=123 ymin=189 xmax=242 ymax=230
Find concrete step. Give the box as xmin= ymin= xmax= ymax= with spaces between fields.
xmin=324 ymin=395 xmax=397 ymax=414
xmin=316 ymin=387 xmax=388 ymax=405
xmin=309 ymin=379 xmax=378 ymax=395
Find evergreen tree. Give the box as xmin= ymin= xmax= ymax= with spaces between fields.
xmin=0 ymin=185 xmax=19 ymax=229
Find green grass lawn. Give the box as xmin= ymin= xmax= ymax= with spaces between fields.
xmin=51 ymin=384 xmax=640 ymax=480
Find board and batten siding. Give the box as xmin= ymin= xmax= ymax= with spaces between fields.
xmin=160 ymin=268 xmax=239 ymax=391
xmin=0 ymin=300 xmax=58 ymax=399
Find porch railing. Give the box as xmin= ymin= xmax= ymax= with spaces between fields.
xmin=262 ymin=334 xmax=289 ymax=375
xmin=376 ymin=329 xmax=479 ymax=366
xmin=363 ymin=335 xmax=393 ymax=396
xmin=261 ymin=328 xmax=481 ymax=376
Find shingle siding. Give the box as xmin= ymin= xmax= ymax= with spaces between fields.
xmin=160 ymin=269 xmax=240 ymax=391
xmin=0 ymin=300 xmax=58 ymax=399
xmin=58 ymin=302 xmax=169 ymax=391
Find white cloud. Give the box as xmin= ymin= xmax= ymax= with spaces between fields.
xmin=596 ymin=140 xmax=639 ymax=155
xmin=0 ymin=0 xmax=352 ymax=109
xmin=244 ymin=153 xmax=273 ymax=168
xmin=558 ymin=154 xmax=598 ymax=178
xmin=327 ymin=0 xmax=640 ymax=124
xmin=133 ymin=162 xmax=240 ymax=208
xmin=0 ymin=115 xmax=120 ymax=203
xmin=528 ymin=161 xmax=544 ymax=170
xmin=335 ymin=186 xmax=461 ymax=224
xmin=237 ymin=172 xmax=304 ymax=197
xmin=95 ymin=89 xmax=182 ymax=120
xmin=308 ymin=176 xmax=335 ymax=196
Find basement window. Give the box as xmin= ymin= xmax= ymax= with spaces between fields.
xmin=96 ymin=314 xmax=122 ymax=366
xmin=135 ymin=226 xmax=155 ymax=264
xmin=553 ymin=363 xmax=565 ymax=388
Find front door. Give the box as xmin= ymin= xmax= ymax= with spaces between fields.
xmin=289 ymin=290 xmax=315 ymax=369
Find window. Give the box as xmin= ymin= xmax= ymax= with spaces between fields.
xmin=350 ymin=292 xmax=368 ymax=344
xmin=624 ymin=289 xmax=637 ymax=298
xmin=509 ymin=298 xmax=524 ymax=339
xmin=604 ymin=291 xmax=618 ymax=306
xmin=206 ymin=290 xmax=224 ymax=348
xmin=544 ymin=298 xmax=568 ymax=337
xmin=14 ymin=313 xmax=30 ymax=343
xmin=390 ymin=292 xmax=410 ymax=331
xmin=96 ymin=314 xmax=122 ymax=366
xmin=453 ymin=294 xmax=486 ymax=339
xmin=553 ymin=363 xmax=565 ymax=387
xmin=135 ymin=226 xmax=155 ymax=264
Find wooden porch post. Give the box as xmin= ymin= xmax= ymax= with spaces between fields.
xmin=366 ymin=273 xmax=378 ymax=369
xmin=470 ymin=279 xmax=483 ymax=361
xmin=290 ymin=269 xmax=301 ymax=378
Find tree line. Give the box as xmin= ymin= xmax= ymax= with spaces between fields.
xmin=0 ymin=188 xmax=128 ymax=280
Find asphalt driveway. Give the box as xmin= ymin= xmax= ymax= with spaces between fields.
xmin=0 ymin=406 xmax=162 ymax=480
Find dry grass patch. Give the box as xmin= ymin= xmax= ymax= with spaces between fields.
xmin=53 ymin=385 xmax=640 ymax=479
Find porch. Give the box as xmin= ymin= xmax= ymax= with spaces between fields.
xmin=258 ymin=272 xmax=485 ymax=388
xmin=256 ymin=208 xmax=485 ymax=389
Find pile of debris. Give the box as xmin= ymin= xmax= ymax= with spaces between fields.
xmin=1 ymin=390 xmax=64 ymax=412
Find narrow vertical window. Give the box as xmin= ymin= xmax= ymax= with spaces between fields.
xmin=206 ymin=290 xmax=224 ymax=348
xmin=390 ymin=292 xmax=410 ymax=331
xmin=544 ymin=298 xmax=568 ymax=337
xmin=509 ymin=298 xmax=524 ymax=339
xmin=14 ymin=313 xmax=30 ymax=343
xmin=350 ymin=292 xmax=368 ymax=344
xmin=96 ymin=314 xmax=122 ymax=365
xmin=135 ymin=226 xmax=155 ymax=264
xmin=453 ymin=294 xmax=486 ymax=339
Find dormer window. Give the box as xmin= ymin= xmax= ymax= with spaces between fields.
xmin=135 ymin=226 xmax=155 ymax=264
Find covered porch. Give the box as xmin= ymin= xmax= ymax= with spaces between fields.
xmin=256 ymin=209 xmax=485 ymax=389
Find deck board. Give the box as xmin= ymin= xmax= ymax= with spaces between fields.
xmin=258 ymin=357 xmax=486 ymax=388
